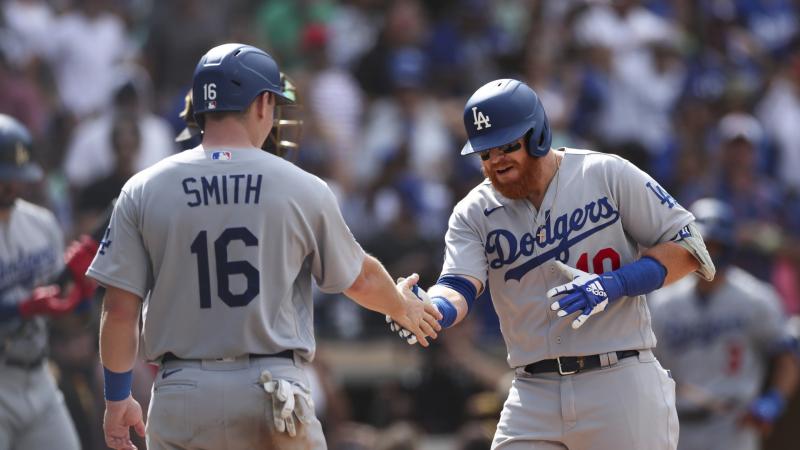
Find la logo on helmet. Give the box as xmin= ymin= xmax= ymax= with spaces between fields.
xmin=472 ymin=106 xmax=491 ymax=130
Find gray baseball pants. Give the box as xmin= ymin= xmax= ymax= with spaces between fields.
xmin=493 ymin=349 xmax=678 ymax=450
xmin=147 ymin=353 xmax=326 ymax=450
xmin=0 ymin=361 xmax=80 ymax=450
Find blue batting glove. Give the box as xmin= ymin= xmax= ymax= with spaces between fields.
xmin=547 ymin=261 xmax=625 ymax=329
xmin=748 ymin=390 xmax=785 ymax=424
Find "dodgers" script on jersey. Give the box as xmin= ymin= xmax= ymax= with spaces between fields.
xmin=484 ymin=196 xmax=620 ymax=281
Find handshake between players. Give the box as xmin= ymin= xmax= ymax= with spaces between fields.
xmin=386 ymin=273 xmax=479 ymax=345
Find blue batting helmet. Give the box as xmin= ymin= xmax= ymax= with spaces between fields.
xmin=0 ymin=114 xmax=42 ymax=183
xmin=461 ymin=79 xmax=552 ymax=158
xmin=689 ymin=198 xmax=735 ymax=247
xmin=192 ymin=43 xmax=293 ymax=123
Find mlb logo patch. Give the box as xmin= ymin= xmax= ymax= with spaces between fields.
xmin=211 ymin=151 xmax=232 ymax=161
xmin=207 ymin=101 xmax=217 ymax=110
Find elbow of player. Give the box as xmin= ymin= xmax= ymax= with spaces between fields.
xmin=344 ymin=259 xmax=372 ymax=299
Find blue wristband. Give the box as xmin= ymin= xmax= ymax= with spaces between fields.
xmin=103 ymin=367 xmax=133 ymax=401
xmin=431 ymin=296 xmax=457 ymax=328
xmin=435 ymin=275 xmax=478 ymax=312
xmin=750 ymin=389 xmax=786 ymax=422
xmin=600 ymin=256 xmax=667 ymax=300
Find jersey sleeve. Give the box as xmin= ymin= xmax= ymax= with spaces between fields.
xmin=611 ymin=158 xmax=694 ymax=247
xmin=441 ymin=203 xmax=488 ymax=284
xmin=310 ymin=186 xmax=366 ymax=293
xmin=86 ymin=189 xmax=151 ymax=298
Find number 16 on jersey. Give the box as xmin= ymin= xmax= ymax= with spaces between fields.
xmin=190 ymin=227 xmax=260 ymax=308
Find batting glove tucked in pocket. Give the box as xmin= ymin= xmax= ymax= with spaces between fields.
xmin=259 ymin=370 xmax=315 ymax=437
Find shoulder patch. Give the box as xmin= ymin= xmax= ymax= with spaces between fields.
xmin=645 ymin=181 xmax=677 ymax=209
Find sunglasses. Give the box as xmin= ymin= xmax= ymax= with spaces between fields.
xmin=479 ymin=142 xmax=523 ymax=161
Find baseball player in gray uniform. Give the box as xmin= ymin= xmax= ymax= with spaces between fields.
xmin=88 ymin=43 xmax=441 ymax=450
xmin=0 ymin=114 xmax=99 ymax=450
xmin=650 ymin=198 xmax=800 ymax=450
xmin=388 ymin=79 xmax=716 ymax=449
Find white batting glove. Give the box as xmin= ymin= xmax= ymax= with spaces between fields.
xmin=385 ymin=283 xmax=429 ymax=346
xmin=259 ymin=370 xmax=314 ymax=437
xmin=547 ymin=261 xmax=611 ymax=330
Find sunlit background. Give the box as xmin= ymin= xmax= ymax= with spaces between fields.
xmin=2 ymin=0 xmax=800 ymax=448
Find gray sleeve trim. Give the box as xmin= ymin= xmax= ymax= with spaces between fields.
xmin=86 ymin=268 xmax=147 ymax=299
xmin=672 ymin=222 xmax=716 ymax=281
xmin=316 ymin=250 xmax=367 ymax=294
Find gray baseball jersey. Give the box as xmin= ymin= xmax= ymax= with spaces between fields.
xmin=0 ymin=199 xmax=63 ymax=362
xmin=442 ymin=148 xmax=695 ymax=368
xmin=0 ymin=199 xmax=80 ymax=450
xmin=650 ymin=267 xmax=790 ymax=409
xmin=87 ymin=146 xmax=365 ymax=363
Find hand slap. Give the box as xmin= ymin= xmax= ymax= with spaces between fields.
xmin=388 ymin=274 xmax=442 ymax=346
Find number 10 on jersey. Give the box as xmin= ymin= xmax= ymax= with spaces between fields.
xmin=190 ymin=227 xmax=260 ymax=308
xmin=576 ymin=248 xmax=621 ymax=274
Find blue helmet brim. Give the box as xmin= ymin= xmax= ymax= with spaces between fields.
xmin=460 ymin=123 xmax=530 ymax=156
xmin=0 ymin=163 xmax=43 ymax=182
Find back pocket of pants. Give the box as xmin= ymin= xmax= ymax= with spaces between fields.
xmin=148 ymin=380 xmax=197 ymax=444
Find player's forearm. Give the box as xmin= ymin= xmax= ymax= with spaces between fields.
xmin=643 ymin=241 xmax=700 ymax=286
xmin=99 ymin=288 xmax=142 ymax=373
xmin=427 ymin=285 xmax=469 ymax=326
xmin=771 ymin=352 xmax=800 ymax=398
xmin=344 ymin=255 xmax=406 ymax=317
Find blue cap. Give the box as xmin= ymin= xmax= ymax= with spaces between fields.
xmin=461 ymin=79 xmax=551 ymax=157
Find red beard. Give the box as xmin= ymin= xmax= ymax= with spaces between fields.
xmin=482 ymin=156 xmax=539 ymax=199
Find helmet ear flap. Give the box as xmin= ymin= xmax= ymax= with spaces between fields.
xmin=527 ymin=104 xmax=552 ymax=157
xmin=525 ymin=129 xmax=535 ymax=157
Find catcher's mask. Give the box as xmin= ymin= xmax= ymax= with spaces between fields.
xmin=262 ymin=72 xmax=303 ymax=159
xmin=176 ymin=72 xmax=303 ymax=158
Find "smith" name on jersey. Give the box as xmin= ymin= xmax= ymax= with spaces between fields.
xmin=182 ymin=174 xmax=262 ymax=207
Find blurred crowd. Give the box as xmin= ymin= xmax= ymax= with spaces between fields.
xmin=4 ymin=0 xmax=800 ymax=448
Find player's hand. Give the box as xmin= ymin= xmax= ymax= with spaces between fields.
xmin=18 ymin=285 xmax=68 ymax=318
xmin=65 ymin=234 xmax=99 ymax=293
xmin=386 ymin=281 xmax=439 ymax=345
xmin=103 ymin=395 xmax=145 ymax=450
xmin=18 ymin=283 xmax=89 ymax=319
xmin=741 ymin=389 xmax=785 ymax=436
xmin=547 ymin=261 xmax=616 ymax=329
xmin=389 ymin=274 xmax=442 ymax=347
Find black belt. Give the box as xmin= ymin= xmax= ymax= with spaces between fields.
xmin=161 ymin=350 xmax=294 ymax=363
xmin=3 ymin=356 xmax=45 ymax=370
xmin=524 ymin=350 xmax=639 ymax=376
xmin=678 ymin=409 xmax=714 ymax=422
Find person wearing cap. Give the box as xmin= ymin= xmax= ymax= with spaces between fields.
xmin=650 ymin=198 xmax=799 ymax=450
xmin=0 ymin=113 xmax=99 ymax=450
xmin=683 ymin=112 xmax=783 ymax=281
xmin=88 ymin=43 xmax=441 ymax=450
xmin=385 ymin=78 xmax=715 ymax=449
